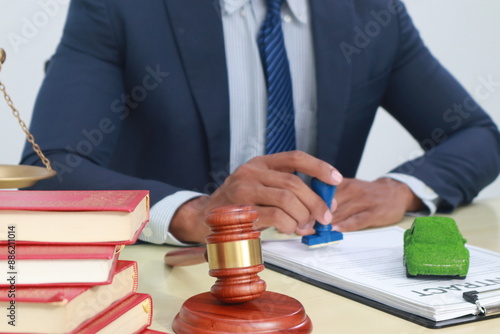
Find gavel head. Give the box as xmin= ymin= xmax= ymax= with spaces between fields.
xmin=204 ymin=205 xmax=267 ymax=304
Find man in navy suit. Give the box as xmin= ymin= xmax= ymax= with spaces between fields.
xmin=22 ymin=0 xmax=500 ymax=244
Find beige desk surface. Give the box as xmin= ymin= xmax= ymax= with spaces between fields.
xmin=121 ymin=198 xmax=500 ymax=334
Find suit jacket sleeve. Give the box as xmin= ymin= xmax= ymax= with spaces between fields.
xmin=381 ymin=1 xmax=500 ymax=211
xmin=20 ymin=0 xmax=183 ymax=205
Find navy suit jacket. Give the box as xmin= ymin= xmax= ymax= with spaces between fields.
xmin=22 ymin=0 xmax=500 ymax=211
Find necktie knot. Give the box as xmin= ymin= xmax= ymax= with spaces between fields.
xmin=266 ymin=0 xmax=285 ymax=15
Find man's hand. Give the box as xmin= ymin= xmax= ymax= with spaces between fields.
xmin=331 ymin=177 xmax=424 ymax=232
xmin=169 ymin=151 xmax=343 ymax=243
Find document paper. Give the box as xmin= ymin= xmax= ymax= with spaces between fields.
xmin=262 ymin=227 xmax=500 ymax=321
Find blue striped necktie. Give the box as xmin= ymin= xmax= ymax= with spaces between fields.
xmin=258 ymin=0 xmax=296 ymax=154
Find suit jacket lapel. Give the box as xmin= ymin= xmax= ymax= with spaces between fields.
xmin=163 ymin=0 xmax=353 ymax=176
xmin=310 ymin=0 xmax=354 ymax=165
xmin=164 ymin=0 xmax=230 ymax=180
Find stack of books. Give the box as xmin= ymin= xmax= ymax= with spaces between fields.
xmin=0 ymin=190 xmax=169 ymax=333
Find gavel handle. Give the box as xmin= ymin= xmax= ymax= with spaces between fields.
xmin=164 ymin=247 xmax=207 ymax=267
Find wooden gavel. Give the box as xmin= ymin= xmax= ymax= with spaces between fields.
xmin=167 ymin=205 xmax=266 ymax=304
xmin=164 ymin=247 xmax=207 ymax=267
xmin=170 ymin=205 xmax=312 ymax=333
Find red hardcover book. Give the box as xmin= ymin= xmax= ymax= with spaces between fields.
xmin=0 ymin=244 xmax=121 ymax=286
xmin=72 ymin=293 xmax=153 ymax=334
xmin=0 ymin=190 xmax=149 ymax=243
xmin=0 ymin=260 xmax=138 ymax=334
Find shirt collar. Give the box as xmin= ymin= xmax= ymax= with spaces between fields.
xmin=287 ymin=0 xmax=308 ymax=24
xmin=221 ymin=0 xmax=248 ymax=15
xmin=221 ymin=0 xmax=308 ymax=24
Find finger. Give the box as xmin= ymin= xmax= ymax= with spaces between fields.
xmin=257 ymin=170 xmax=332 ymax=225
xmin=332 ymin=179 xmax=368 ymax=223
xmin=223 ymin=173 xmax=312 ymax=227
xmin=334 ymin=178 xmax=361 ymax=206
xmin=332 ymin=197 xmax=366 ymax=223
xmin=332 ymin=211 xmax=372 ymax=232
xmin=294 ymin=220 xmax=315 ymax=236
xmin=250 ymin=151 xmax=343 ymax=186
xmin=330 ymin=198 xmax=338 ymax=213
xmin=253 ymin=206 xmax=299 ymax=235
xmin=254 ymin=186 xmax=313 ymax=229
xmin=217 ymin=165 xmax=324 ymax=229
xmin=333 ymin=205 xmax=405 ymax=232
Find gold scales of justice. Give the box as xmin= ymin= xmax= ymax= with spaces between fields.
xmin=0 ymin=48 xmax=56 ymax=189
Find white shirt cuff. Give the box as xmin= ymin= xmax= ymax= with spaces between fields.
xmin=383 ymin=173 xmax=440 ymax=216
xmin=139 ymin=190 xmax=204 ymax=245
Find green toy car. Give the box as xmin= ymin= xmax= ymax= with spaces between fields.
xmin=404 ymin=217 xmax=469 ymax=279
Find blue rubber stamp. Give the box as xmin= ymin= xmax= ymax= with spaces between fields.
xmin=301 ymin=178 xmax=343 ymax=248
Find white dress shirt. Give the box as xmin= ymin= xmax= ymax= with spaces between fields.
xmin=139 ymin=0 xmax=438 ymax=245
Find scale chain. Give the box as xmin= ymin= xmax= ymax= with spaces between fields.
xmin=0 ymin=55 xmax=53 ymax=172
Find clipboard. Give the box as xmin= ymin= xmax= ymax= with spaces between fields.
xmin=265 ymin=262 xmax=500 ymax=329
xmin=463 ymin=289 xmax=500 ymax=317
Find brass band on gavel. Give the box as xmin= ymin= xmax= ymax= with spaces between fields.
xmin=207 ymin=239 xmax=263 ymax=270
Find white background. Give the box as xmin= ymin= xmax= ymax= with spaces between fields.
xmin=0 ymin=0 xmax=499 ymax=200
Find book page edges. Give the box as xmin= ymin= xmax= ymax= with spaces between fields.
xmin=0 ymin=195 xmax=149 ymax=243
xmin=71 ymin=293 xmax=152 ymax=334
xmin=0 ymin=261 xmax=138 ymax=333
xmin=0 ymin=190 xmax=150 ymax=212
